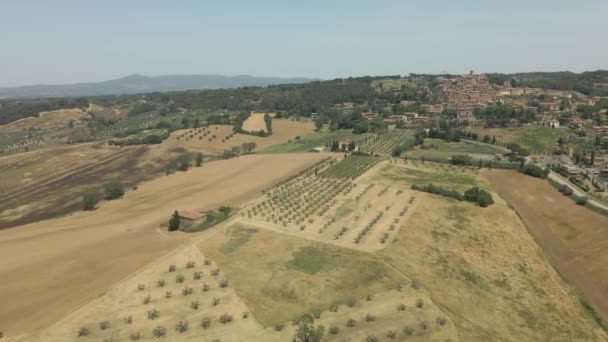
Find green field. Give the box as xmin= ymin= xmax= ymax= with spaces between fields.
xmin=405 ymin=138 xmax=506 ymax=160
xmin=470 ymin=126 xmax=572 ymax=153
xmin=368 ymin=162 xmax=483 ymax=191
xmin=261 ymin=128 xmax=358 ymax=153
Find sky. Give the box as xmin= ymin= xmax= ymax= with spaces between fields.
xmin=1 ymin=0 xmax=607 ymax=86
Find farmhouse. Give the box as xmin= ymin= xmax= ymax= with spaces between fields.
xmin=593 ymin=126 xmax=608 ymax=136
xmin=403 ymin=112 xmax=418 ymax=121
xmin=178 ymin=210 xmax=204 ymax=221
xmin=539 ymin=102 xmax=561 ymax=112
xmin=456 ymin=108 xmax=475 ymax=122
xmin=420 ymin=104 xmax=444 ymax=114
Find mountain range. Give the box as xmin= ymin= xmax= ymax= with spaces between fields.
xmin=0 ymin=74 xmax=316 ymax=99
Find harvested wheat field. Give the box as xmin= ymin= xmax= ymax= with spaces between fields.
xmin=242 ymin=112 xmax=269 ymax=132
xmin=0 ymin=153 xmax=325 ymax=338
xmin=484 ymin=169 xmax=608 ymax=328
xmin=163 ymin=119 xmax=314 ymax=156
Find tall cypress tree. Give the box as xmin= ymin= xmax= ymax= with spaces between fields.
xmin=169 ymin=210 xmax=181 ymax=231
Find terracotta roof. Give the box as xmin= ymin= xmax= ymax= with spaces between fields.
xmin=178 ymin=210 xmax=204 ymax=221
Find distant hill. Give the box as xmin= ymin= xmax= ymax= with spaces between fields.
xmin=0 ymin=74 xmax=317 ymax=99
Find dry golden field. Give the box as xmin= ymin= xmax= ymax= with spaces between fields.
xmin=2 ymin=155 xmax=606 ymax=341
xmin=0 ymin=153 xmax=326 ymax=338
xmin=241 ymin=112 xmax=268 ymax=132
xmin=0 ymin=108 xmax=89 ymax=133
xmin=485 ymin=169 xmax=608 ymax=328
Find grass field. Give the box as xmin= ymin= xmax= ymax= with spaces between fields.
xmin=199 ymin=223 xmax=403 ymax=325
xmin=485 ymin=169 xmax=608 ymax=329
xmin=470 ymin=125 xmax=571 ymax=153
xmin=406 ymin=138 xmax=506 ymax=160
xmin=363 ymin=160 xmax=484 ymax=192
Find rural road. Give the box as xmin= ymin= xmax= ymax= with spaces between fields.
xmin=547 ymin=171 xmax=608 ymax=212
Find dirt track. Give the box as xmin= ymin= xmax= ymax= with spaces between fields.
xmin=484 ymin=169 xmax=608 ymax=324
xmin=0 ymin=153 xmax=325 ymax=337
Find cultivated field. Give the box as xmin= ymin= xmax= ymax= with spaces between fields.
xmin=0 ymin=153 xmax=326 ymax=338
xmin=241 ymin=112 xmax=268 ymax=132
xmin=405 ymin=138 xmax=506 ymax=160
xmin=362 ymin=160 xmax=486 ymax=192
xmin=485 ymin=170 xmax=608 ymax=327
xmin=359 ymin=130 xmax=412 ymax=156
xmin=164 ymin=119 xmax=314 ymax=156
xmin=0 ymin=143 xmax=185 ymax=229
xmin=469 ymin=125 xmax=571 ymax=153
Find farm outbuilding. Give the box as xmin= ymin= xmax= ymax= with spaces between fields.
xmin=178 ymin=210 xmax=205 ymax=221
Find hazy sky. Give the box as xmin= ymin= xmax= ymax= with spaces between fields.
xmin=1 ymin=0 xmax=607 ymax=86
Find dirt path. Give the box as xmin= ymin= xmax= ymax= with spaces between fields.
xmin=483 ymin=169 xmax=608 ymax=325
xmin=0 ymin=153 xmax=324 ymax=337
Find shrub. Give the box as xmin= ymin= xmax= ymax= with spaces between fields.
xmin=165 ymin=291 xmax=173 ymax=298
xmin=329 ymin=304 xmax=339 ymax=312
xmin=147 ymin=309 xmax=160 ymax=320
xmin=202 ymin=283 xmax=210 ymax=292
xmin=175 ymin=274 xmax=184 ymax=283
xmin=416 ymin=299 xmax=424 ymax=308
xmin=346 ymin=318 xmax=357 ymax=328
xmin=559 ymin=184 xmax=574 ymax=196
xmin=576 ymin=196 xmax=588 ymax=205
xmin=191 ymin=301 xmax=199 ymax=310
xmin=365 ymin=313 xmax=376 ymax=322
xmin=219 ymin=313 xmax=233 ymax=324
xmin=464 ymin=187 xmax=494 ymax=207
xmin=242 ymin=312 xmax=249 ymax=319
xmin=175 ymin=321 xmax=189 ymax=333
xmin=124 ymin=316 xmax=133 ymax=324
xmin=386 ymin=330 xmax=397 ymax=339
xmin=157 ymin=279 xmax=165 ymax=287
xmin=397 ymin=303 xmax=406 ymax=311
xmin=212 ymin=297 xmax=221 ymax=306
xmin=328 ymin=325 xmax=339 ymax=335
xmin=193 ymin=271 xmax=202 ymax=280
xmin=522 ymin=164 xmax=549 ymax=179
xmin=219 ymin=279 xmax=229 ymax=288
xmin=104 ymin=181 xmax=125 ymax=200
xmin=186 ymin=261 xmax=196 ymax=268
xmin=211 ymin=268 xmax=220 ymax=276
xmin=403 ymin=326 xmax=414 ymax=336
xmin=82 ymin=191 xmax=100 ymax=210
xmin=420 ymin=320 xmax=428 ymax=330
xmin=129 ymin=332 xmax=142 ymax=341
xmin=152 ymin=326 xmax=166 ymax=338
xmin=182 ymin=287 xmax=193 ymax=296
xmin=137 ymin=283 xmax=145 ymax=291
xmin=436 ymin=316 xmax=448 ymax=326
xmin=99 ymin=320 xmax=111 ymax=330
xmin=201 ymin=318 xmax=211 ymax=329
xmin=143 ymin=295 xmax=151 ymax=304
xmin=274 ymin=323 xmax=285 ymax=331
xmin=77 ymin=326 xmax=89 ymax=337
xmin=366 ymin=335 xmax=379 ymax=342
xmin=346 ymin=298 xmax=356 ymax=307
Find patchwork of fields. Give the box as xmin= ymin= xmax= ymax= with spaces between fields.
xmin=1 ymin=123 xmax=607 ymax=342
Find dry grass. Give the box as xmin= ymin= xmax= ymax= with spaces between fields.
xmin=379 ymin=190 xmax=607 ymax=341
xmin=485 ymin=169 xmax=608 ymax=329
xmin=0 ymin=153 xmax=325 ymax=337
xmin=242 ymin=112 xmax=268 ymax=132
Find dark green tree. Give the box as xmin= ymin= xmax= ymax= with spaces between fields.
xmin=82 ymin=191 xmax=100 ymax=210
xmin=195 ymin=152 xmax=204 ymax=167
xmin=104 ymin=182 xmax=125 ymax=200
xmin=292 ymin=314 xmax=324 ymax=342
xmin=169 ymin=210 xmax=181 ymax=231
